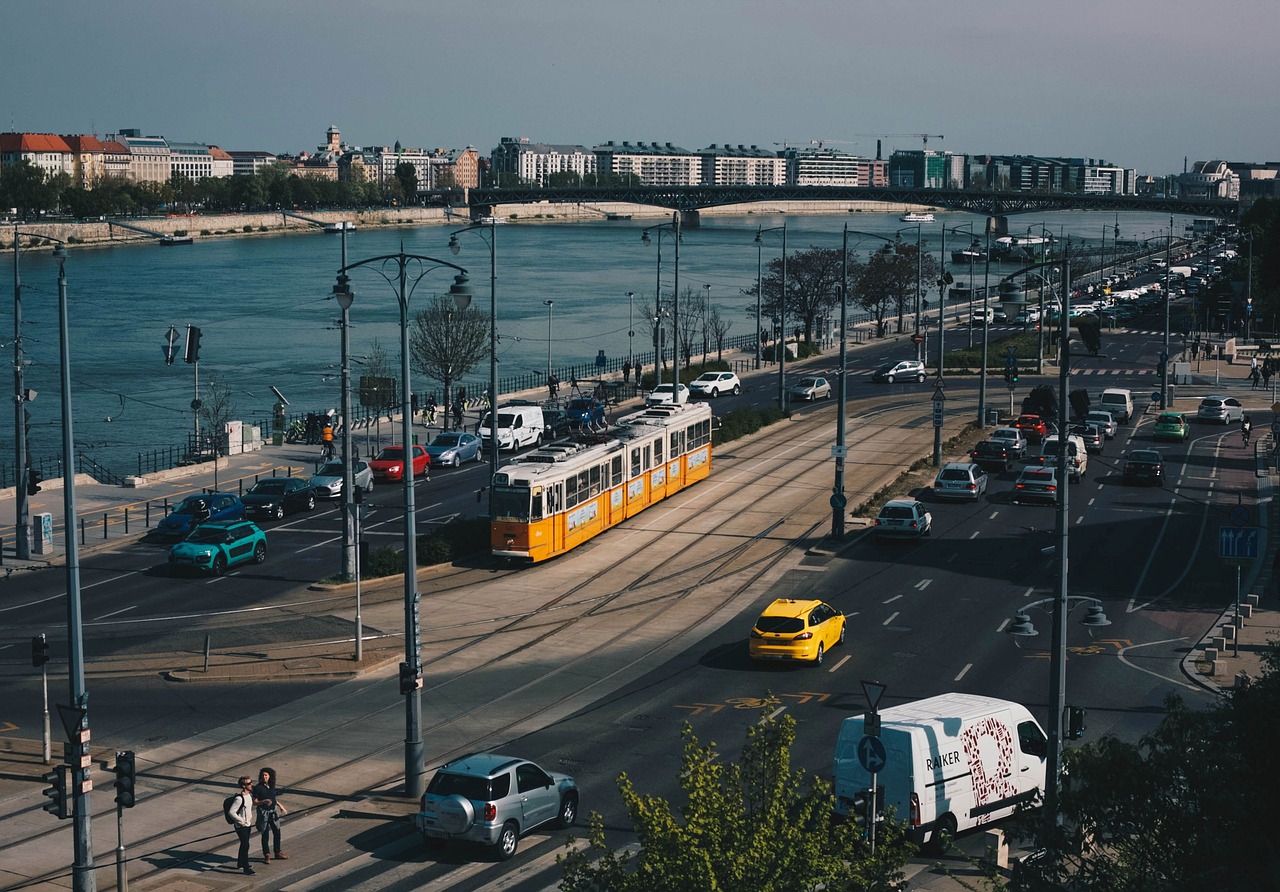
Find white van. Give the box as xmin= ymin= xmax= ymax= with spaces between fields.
xmin=1038 ymin=433 xmax=1088 ymax=481
xmin=1098 ymin=388 xmax=1133 ymax=423
xmin=833 ymin=693 xmax=1047 ymax=852
xmin=479 ymin=404 xmax=545 ymax=451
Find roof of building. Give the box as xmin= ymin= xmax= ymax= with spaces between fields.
xmin=62 ymin=134 xmax=107 ymax=153
xmin=0 ymin=132 xmax=72 ymax=153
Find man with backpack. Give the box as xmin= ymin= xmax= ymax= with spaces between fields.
xmin=226 ymin=776 xmax=256 ymax=875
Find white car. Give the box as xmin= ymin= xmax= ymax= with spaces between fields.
xmin=874 ymin=498 xmax=932 ymax=539
xmin=1084 ymin=410 xmax=1117 ymax=439
xmin=688 ymin=371 xmax=741 ymax=398
xmin=645 ymin=383 xmax=691 ymax=407
xmin=988 ymin=427 xmax=1028 ymax=459
xmin=310 ymin=459 xmax=374 ymax=498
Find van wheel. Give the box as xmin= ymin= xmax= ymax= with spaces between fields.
xmin=925 ymin=813 xmax=957 ymax=855
xmin=813 ymin=643 xmax=825 ymax=666
xmin=494 ymin=822 xmax=519 ymax=861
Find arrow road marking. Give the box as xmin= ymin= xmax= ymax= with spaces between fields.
xmin=780 ymin=692 xmax=832 ymax=705
xmin=676 ymin=703 xmax=726 ymax=715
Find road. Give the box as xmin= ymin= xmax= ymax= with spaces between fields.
xmin=0 ymin=302 xmax=1267 ymax=890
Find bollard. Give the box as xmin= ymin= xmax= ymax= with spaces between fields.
xmin=1234 ymin=613 xmax=1245 ymax=628
xmin=203 ymin=635 xmax=211 ymax=673
xmin=983 ymin=829 xmax=1009 ymax=869
xmin=1222 ymin=623 xmax=1236 ymax=640
xmin=0 ymin=536 xmax=4 ymax=566
xmin=103 ymin=513 xmax=109 ymax=539
xmin=1240 ymin=604 xmax=1254 ymax=619
xmin=80 ymin=518 xmax=86 ymax=545
xmin=1204 ymin=646 xmax=1218 ymax=662
xmin=1213 ymin=635 xmax=1227 ymax=652
xmin=1246 ymin=593 xmax=1260 ymax=608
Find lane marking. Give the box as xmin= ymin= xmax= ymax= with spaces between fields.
xmin=829 ymin=655 xmax=852 ymax=673
xmin=955 ymin=663 xmax=972 ymax=681
xmin=883 ymin=612 xmax=899 ymax=625
xmin=914 ymin=579 xmax=931 ymax=591
xmin=883 ymin=594 xmax=902 ymax=604
xmin=92 ymin=605 xmax=137 ymax=621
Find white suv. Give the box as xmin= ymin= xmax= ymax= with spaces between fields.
xmin=688 ymin=371 xmax=741 ymax=398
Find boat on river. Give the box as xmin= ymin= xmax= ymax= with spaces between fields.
xmin=322 ymin=221 xmax=356 ymax=233
xmin=900 ymin=212 xmax=935 ymax=223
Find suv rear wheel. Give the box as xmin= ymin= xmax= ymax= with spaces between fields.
xmin=494 ymin=822 xmax=519 ymax=861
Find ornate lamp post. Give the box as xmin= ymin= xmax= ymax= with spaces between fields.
xmin=331 ymin=248 xmax=470 ymax=799
xmin=755 ymin=224 xmax=787 ymax=410
xmin=642 ymin=212 xmax=682 ymax=399
xmin=448 ymin=219 xmax=500 ymax=508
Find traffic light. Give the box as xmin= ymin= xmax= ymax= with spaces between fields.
xmin=41 ymin=766 xmax=69 ymax=819
xmin=1004 ymin=356 xmax=1019 ymax=386
xmin=113 ymin=750 xmax=137 ymax=808
xmin=1066 ymin=706 xmax=1087 ymax=740
xmin=184 ymin=325 xmax=202 ymax=364
xmin=31 ymin=633 xmax=48 ymax=668
xmin=1156 ymin=361 xmax=1166 ymax=378
xmin=398 ymin=661 xmax=422 ymax=694
xmin=26 ymin=467 xmax=41 ymax=496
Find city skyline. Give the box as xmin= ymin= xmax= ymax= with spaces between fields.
xmin=4 ymin=0 xmax=1277 ymax=177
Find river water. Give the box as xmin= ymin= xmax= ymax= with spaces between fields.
xmin=6 ymin=206 xmax=1196 ymax=479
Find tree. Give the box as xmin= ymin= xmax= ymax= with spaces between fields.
xmin=742 ymin=246 xmax=850 ymax=350
xmin=853 ymin=242 xmax=938 ymax=337
xmin=409 ymin=294 xmax=488 ymax=431
xmin=395 ymin=162 xmax=418 ymax=203
xmin=709 ymin=306 xmax=732 ymax=362
xmin=1009 ymin=643 xmax=1280 ymax=891
xmin=197 ymin=374 xmax=235 ymax=456
xmin=0 ymin=160 xmax=58 ymax=217
xmin=675 ymin=285 xmax=706 ymax=370
xmin=557 ymin=709 xmax=912 ymax=892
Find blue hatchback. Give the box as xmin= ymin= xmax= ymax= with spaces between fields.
xmin=153 ymin=492 xmax=245 ymax=542
xmin=565 ymin=397 xmax=605 ymax=428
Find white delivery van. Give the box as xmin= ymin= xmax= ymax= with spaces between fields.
xmin=1038 ymin=433 xmax=1088 ymax=481
xmin=833 ymin=692 xmax=1047 ymax=852
xmin=1098 ymin=388 xmax=1133 ymax=423
xmin=479 ymin=404 xmax=545 ymax=451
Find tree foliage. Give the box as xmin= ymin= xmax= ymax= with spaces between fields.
xmin=852 ymin=242 xmax=938 ymax=337
xmin=743 ymin=246 xmax=850 ymax=348
xmin=1011 ymin=643 xmax=1280 ymax=891
xmin=557 ymin=710 xmax=912 ymax=892
xmin=409 ymin=293 xmax=489 ymax=422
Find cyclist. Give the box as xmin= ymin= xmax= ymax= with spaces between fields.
xmin=425 ymin=394 xmax=438 ymax=427
xmin=1241 ymin=414 xmax=1252 ymax=447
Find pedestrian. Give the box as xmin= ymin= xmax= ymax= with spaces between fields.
xmin=1250 ymin=355 xmax=1258 ymax=378
xmin=231 ymin=775 xmax=256 ymax=876
xmin=252 ymin=767 xmax=289 ymax=864
xmin=425 ymin=394 xmax=437 ymax=426
xmin=622 ymin=359 xmax=632 ymax=384
xmin=547 ymin=373 xmax=558 ymax=399
xmin=1250 ymin=367 xmax=1260 ymax=390
xmin=452 ymin=398 xmax=463 ymax=429
xmin=634 ymin=360 xmax=643 ymax=388
xmin=321 ymin=420 xmax=335 ymax=458
xmin=1264 ymin=365 xmax=1273 ymax=389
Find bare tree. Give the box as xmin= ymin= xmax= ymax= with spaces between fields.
xmin=409 ymin=293 xmax=488 ymax=430
xmin=676 ymin=285 xmax=707 ymax=370
xmin=709 ymin=306 xmax=733 ymax=362
xmin=198 ymin=374 xmax=235 ymax=456
xmin=742 ymin=246 xmax=850 ymax=348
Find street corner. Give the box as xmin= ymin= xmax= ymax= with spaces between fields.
xmin=163 ymin=647 xmax=402 ymax=684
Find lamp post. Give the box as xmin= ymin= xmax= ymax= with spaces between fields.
xmin=448 ymin=219 xmax=500 ymax=509
xmin=832 ymin=224 xmax=861 ymax=539
xmin=625 ymin=291 xmax=635 ymax=371
xmin=642 ymin=212 xmax=682 ymax=399
xmin=1243 ymin=230 xmax=1255 ymax=342
xmin=754 ymin=224 xmax=787 ymax=410
xmin=543 ymin=300 xmax=554 ymax=388
xmin=702 ymin=284 xmax=711 ymax=363
xmin=331 ymin=248 xmax=470 ymax=800
xmin=1162 ymin=217 xmax=1172 ymax=409
xmin=11 ymin=224 xmax=49 ymax=560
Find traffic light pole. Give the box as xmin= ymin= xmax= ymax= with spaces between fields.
xmin=115 ymin=803 xmax=128 ymax=892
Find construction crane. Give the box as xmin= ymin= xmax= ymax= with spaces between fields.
xmin=852 ymin=133 xmax=944 ymax=158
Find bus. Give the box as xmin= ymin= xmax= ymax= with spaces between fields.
xmin=490 ymin=401 xmax=713 ymax=562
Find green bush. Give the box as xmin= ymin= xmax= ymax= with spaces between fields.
xmin=416 ymin=517 xmax=490 ymax=564
xmin=714 ymin=405 xmax=785 ymax=445
xmin=258 ymin=226 xmax=269 ymax=232
xmin=243 ymin=224 xmax=254 ymax=232
xmin=366 ymin=545 xmax=405 ymax=577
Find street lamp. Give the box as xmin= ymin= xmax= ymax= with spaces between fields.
xmin=702 ymin=284 xmax=711 ymax=363
xmin=642 ymin=212 xmax=682 ymax=399
xmin=755 ymin=224 xmax=787 ymax=410
xmin=543 ymin=300 xmax=554 ymax=389
xmin=625 ymin=291 xmax=635 ymax=372
xmin=331 ymin=247 xmax=470 ymax=800
xmin=10 ymin=224 xmax=54 ymax=560
xmin=448 ymin=219 xmax=500 ymax=508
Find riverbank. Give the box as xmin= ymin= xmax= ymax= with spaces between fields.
xmin=0 ymin=199 xmax=941 ymax=251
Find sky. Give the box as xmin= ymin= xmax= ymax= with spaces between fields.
xmin=5 ymin=0 xmax=1277 ymax=176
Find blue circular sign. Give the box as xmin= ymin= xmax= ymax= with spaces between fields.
xmin=857 ymin=735 xmax=887 ymax=773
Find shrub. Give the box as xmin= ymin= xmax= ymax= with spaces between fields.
xmin=416 ymin=517 xmax=489 ymax=564
xmin=258 ymin=226 xmax=269 ymax=232
xmin=366 ymin=545 xmax=405 ymax=577
xmin=243 ymin=225 xmax=254 ymax=233
xmin=714 ymin=405 xmax=785 ymax=445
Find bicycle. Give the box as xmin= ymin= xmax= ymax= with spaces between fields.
xmin=1242 ymin=425 xmax=1252 ymax=448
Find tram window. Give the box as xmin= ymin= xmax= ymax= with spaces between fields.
xmin=671 ymin=428 xmax=685 ymax=456
xmin=654 ymin=436 xmax=664 ymax=464
xmin=566 ymin=474 xmax=579 ymax=508
xmin=548 ymin=483 xmax=563 ymax=514
xmin=611 ymin=455 xmax=623 ymax=486
xmin=530 ymin=487 xmax=544 ymax=522
xmin=590 ymin=465 xmax=602 ymax=495
xmin=631 ymin=447 xmax=641 ymax=477
xmin=643 ymin=445 xmax=651 ymax=471
xmin=578 ymin=470 xmax=590 ymax=499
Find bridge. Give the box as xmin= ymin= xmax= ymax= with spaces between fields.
xmin=429 ymin=184 xmax=1237 ymax=222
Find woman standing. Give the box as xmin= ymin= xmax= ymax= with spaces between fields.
xmin=252 ymin=767 xmax=289 ymax=864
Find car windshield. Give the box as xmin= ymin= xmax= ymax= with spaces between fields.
xmin=567 ymin=399 xmax=592 ymax=410
xmin=1024 ymin=471 xmax=1053 ymax=482
xmin=173 ymin=499 xmax=209 ymax=516
xmin=426 ymin=771 xmax=494 ymax=801
xmin=1130 ymin=451 xmax=1161 ymax=463
xmin=315 ymin=462 xmax=344 ymax=477
xmin=939 ymin=469 xmax=970 ymax=481
xmin=248 ymin=481 xmax=286 ymax=494
xmin=652 ymin=386 xmax=674 ymax=394
xmin=1199 ymin=399 xmax=1223 ymax=408
xmin=186 ymin=527 xmax=228 ymax=544
xmin=1158 ymin=414 xmax=1182 ymax=423
xmin=375 ymin=448 xmax=405 ymax=460
xmin=756 ymin=615 xmax=804 ymax=634
xmin=976 ymin=442 xmax=1004 ymax=453
xmin=798 ymin=379 xmax=818 ymax=387
xmin=431 ymin=435 xmax=460 ymax=447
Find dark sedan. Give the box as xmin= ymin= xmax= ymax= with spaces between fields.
xmin=971 ymin=440 xmax=1015 ymax=473
xmin=241 ymin=476 xmax=316 ymax=520
xmin=1123 ymin=450 xmax=1165 ymax=486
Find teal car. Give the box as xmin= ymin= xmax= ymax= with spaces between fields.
xmin=1152 ymin=412 xmax=1189 ymax=442
xmin=168 ymin=520 xmax=267 ymax=576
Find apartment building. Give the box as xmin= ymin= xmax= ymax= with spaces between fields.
xmin=593 ymin=141 xmax=701 ymax=186
xmin=697 ymin=144 xmax=786 ymax=186
xmin=491 ymin=137 xmax=596 ymax=186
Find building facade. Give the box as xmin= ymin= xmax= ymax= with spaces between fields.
xmin=593 ymin=141 xmax=700 ymax=186
xmin=491 ymin=137 xmax=597 ymax=186
xmin=697 ymin=144 xmax=786 ymax=186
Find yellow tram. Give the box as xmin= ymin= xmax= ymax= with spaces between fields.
xmin=490 ymin=401 xmax=713 ymax=562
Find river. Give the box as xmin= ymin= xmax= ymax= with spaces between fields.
xmin=5 ymin=206 xmax=1197 ymax=480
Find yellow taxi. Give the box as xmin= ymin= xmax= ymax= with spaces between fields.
xmin=748 ymin=598 xmax=846 ymax=666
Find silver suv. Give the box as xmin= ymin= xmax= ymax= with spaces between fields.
xmin=414 ymin=753 xmax=578 ymax=860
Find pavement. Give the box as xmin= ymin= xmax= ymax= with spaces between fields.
xmin=2 ymin=324 xmax=1278 ymax=890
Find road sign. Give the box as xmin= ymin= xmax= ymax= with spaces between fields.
xmin=829 ymin=492 xmax=847 ymax=510
xmin=1219 ymin=526 xmax=1261 ymax=560
xmin=857 ymin=735 xmax=887 ymax=773
xmin=830 ymin=445 xmax=848 ymax=459
xmin=911 ymin=334 xmax=923 ymax=345
xmin=932 ymin=400 xmax=944 ymax=428
xmin=1228 ymin=505 xmax=1252 ymax=527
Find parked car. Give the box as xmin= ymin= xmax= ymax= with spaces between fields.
xmin=564 ymin=397 xmax=606 ymax=427
xmin=645 ymin=383 xmax=690 ymax=407
xmin=1014 ymin=414 xmax=1049 ymax=444
xmin=971 ymin=440 xmax=1016 ymax=473
xmin=168 ymin=520 xmax=267 ymax=576
xmin=1196 ymin=395 xmax=1244 ymax=425
xmin=414 ymin=753 xmax=577 ymax=860
xmin=874 ymin=498 xmax=932 ymax=539
xmin=872 ymin=360 xmax=926 ymax=384
xmin=241 ymin=476 xmax=316 ymax=520
xmin=788 ymin=376 xmax=832 ymax=401
xmin=988 ymin=427 xmax=1028 ymax=459
xmin=933 ymin=462 xmax=989 ymax=501
xmin=1085 ymin=410 xmax=1117 ymax=439
xmin=152 ymin=492 xmax=245 ymax=542
xmin=426 ymin=432 xmax=483 ymax=467
xmin=1153 ymin=412 xmax=1190 ymax=442
xmin=1013 ymin=467 xmax=1059 ymax=505
xmin=1124 ymin=449 xmax=1165 ymax=486
xmin=688 ymin=371 xmax=742 ymax=398
xmin=370 ymin=444 xmax=430 ymax=482
xmin=748 ymin=598 xmax=846 ymax=666
xmin=311 ymin=459 xmax=374 ymax=499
